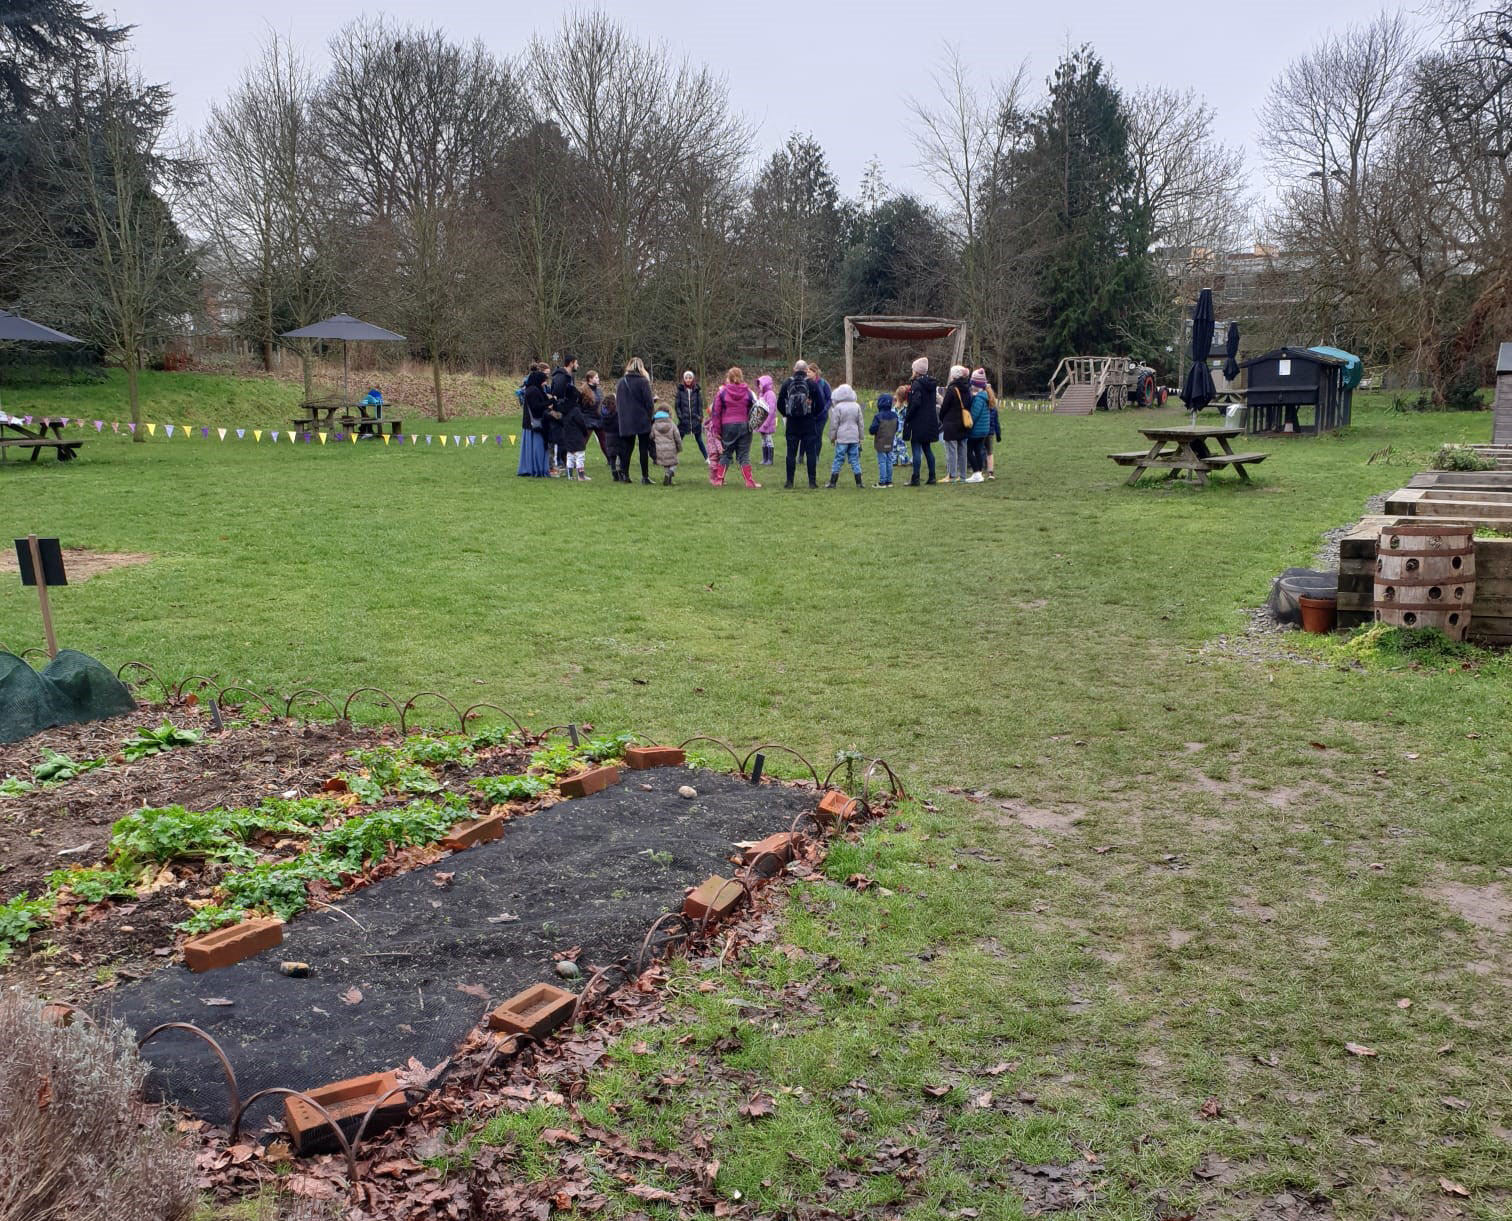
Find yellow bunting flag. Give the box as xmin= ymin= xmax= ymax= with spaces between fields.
xmin=146 ymin=422 xmax=157 ymax=436
xmin=287 ymin=430 xmax=294 ymax=442
xmin=382 ymin=434 xmax=390 ymax=445
xmin=440 ymin=434 xmax=447 ymax=446
xmin=318 ymin=432 xmax=327 ymax=444
xmin=253 ymin=430 xmax=262 ymax=442
xmin=349 ymin=432 xmax=358 ymax=443
xmin=217 ymin=428 xmax=226 ymax=441
xmin=508 ymin=435 xmax=516 ymax=445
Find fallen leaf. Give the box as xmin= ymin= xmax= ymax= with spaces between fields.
xmin=632 ymin=1041 xmax=651 ymax=1055
xmin=1405 ymin=751 xmax=1420 ymax=760
xmin=1309 ymin=741 xmax=1328 ymax=750
xmin=984 ymin=1061 xmax=1016 ymax=1076
xmin=1199 ymin=1096 xmax=1223 ymax=1119
xmin=923 ymin=1084 xmax=951 ymax=1098
xmin=456 ymin=982 xmax=490 ymax=1001
xmin=626 ymin=1184 xmax=680 ymax=1203
xmin=36 ymin=1078 xmax=51 ymax=1109
xmin=432 ymin=871 xmax=454 ymax=888
xmin=1254 ymin=1052 xmax=1280 ymax=1068
xmin=486 ymin=912 xmax=519 ymax=924
xmin=540 ymin=1128 xmax=580 ymax=1145
xmin=739 ymin=1093 xmax=776 ymax=1119
xmin=201 ymin=997 xmax=234 ymax=1007
xmin=1439 ymin=1178 xmax=1470 ymax=1198
xmin=1396 ymin=997 xmax=1412 ymax=1009
xmin=971 ymin=1091 xmax=993 ymax=1109
xmin=1441 ymin=1096 xmax=1470 ymax=1110
xmin=341 ymin=986 xmax=363 ymax=1006
xmin=263 ymin=1139 xmax=291 ymax=1163
xmin=1344 ymin=1042 xmax=1377 ymax=1057
xmin=1093 ymin=845 xmax=1112 ymax=854
xmin=845 ymin=873 xmax=873 ymax=891
xmin=1437 ymin=1042 xmax=1456 ymax=1055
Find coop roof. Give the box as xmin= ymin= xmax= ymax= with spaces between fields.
xmin=1497 ymin=342 xmax=1512 ymax=374
xmin=846 ymin=316 xmax=964 ymax=343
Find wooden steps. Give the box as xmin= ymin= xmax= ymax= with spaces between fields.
xmin=1054 ymin=384 xmax=1097 ymax=416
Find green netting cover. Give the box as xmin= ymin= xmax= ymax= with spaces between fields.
xmin=0 ymin=650 xmax=135 ymax=743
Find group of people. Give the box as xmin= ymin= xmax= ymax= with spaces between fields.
xmin=516 ymin=354 xmax=1001 ymax=489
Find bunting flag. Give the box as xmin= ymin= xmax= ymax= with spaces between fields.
xmin=349 ymin=433 xmax=358 ymax=444
xmin=318 ymin=432 xmax=328 ymax=445
xmin=452 ymin=435 xmax=460 ymax=447
xmin=145 ymin=422 xmax=156 ymax=436
xmin=217 ymin=428 xmax=227 ymax=441
xmin=270 ymin=430 xmax=279 ymax=442
xmin=164 ymin=424 xmax=174 ymax=437
xmin=240 ymin=429 xmax=248 ymax=440
xmin=382 ymin=434 xmax=390 ymax=446
xmin=427 ymin=435 xmax=433 ymax=445
xmin=439 ymin=434 xmax=446 ymax=446
xmin=288 ymin=431 xmax=295 ymax=443
xmin=60 ymin=417 xmax=69 ymax=428
xmin=94 ymin=421 xmax=103 ymax=432
xmin=201 ymin=427 xmax=210 ymax=438
xmin=508 ymin=435 xmax=516 ymax=445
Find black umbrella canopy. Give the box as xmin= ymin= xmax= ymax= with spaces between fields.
xmin=1223 ymin=322 xmax=1241 ymax=382
xmin=280 ymin=314 xmax=405 ymax=343
xmin=1181 ymin=289 xmax=1217 ymax=417
xmin=0 ymin=309 xmax=83 ymax=344
xmin=280 ymin=314 xmax=405 ymax=397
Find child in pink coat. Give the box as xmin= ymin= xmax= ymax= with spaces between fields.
xmin=756 ymin=374 xmax=778 ymax=465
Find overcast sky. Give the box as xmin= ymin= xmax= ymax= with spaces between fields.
xmin=114 ymin=0 xmax=1413 ymax=204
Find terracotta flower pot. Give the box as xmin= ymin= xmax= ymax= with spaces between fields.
xmin=1298 ymin=594 xmax=1338 ymax=635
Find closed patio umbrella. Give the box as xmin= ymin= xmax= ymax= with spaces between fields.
xmin=1181 ymin=289 xmax=1216 ymax=423
xmin=1223 ymin=322 xmax=1241 ymax=382
xmin=280 ymin=314 xmax=405 ymax=398
xmin=0 ymin=309 xmax=83 ymax=417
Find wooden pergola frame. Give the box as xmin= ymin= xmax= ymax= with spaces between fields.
xmin=843 ymin=315 xmax=968 ymax=387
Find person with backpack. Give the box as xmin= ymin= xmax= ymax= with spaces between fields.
xmin=966 ymin=368 xmax=993 ymax=483
xmin=869 ymin=392 xmax=900 ymax=488
xmin=708 ymin=366 xmax=762 ymax=488
xmin=777 ymin=359 xmax=821 ymax=489
xmin=904 ymin=357 xmax=939 ymax=485
xmin=675 ymin=370 xmax=707 ymax=462
xmin=939 ymin=364 xmax=974 ymax=483
xmin=824 ymin=384 xmax=866 ymax=488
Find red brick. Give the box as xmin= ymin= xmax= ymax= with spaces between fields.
xmin=817 ymin=790 xmax=859 ymax=825
xmin=742 ymin=832 xmax=796 ymax=866
xmin=283 ymin=1070 xmax=407 ymax=1156
xmin=682 ymin=875 xmax=745 ymax=924
xmin=558 ymin=764 xmax=620 ymax=798
xmin=624 ymin=745 xmax=686 ymax=770
xmin=441 ymin=813 xmax=506 ymax=852
xmin=487 ymin=983 xmax=576 ymax=1040
xmin=183 ymin=917 xmax=283 ymax=972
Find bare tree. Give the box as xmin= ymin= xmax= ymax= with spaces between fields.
xmin=26 ymin=52 xmax=197 ymax=438
xmin=318 ymin=18 xmax=522 ymax=418
xmin=189 ymin=33 xmax=339 ymax=393
xmin=523 ymin=10 xmax=750 ymax=369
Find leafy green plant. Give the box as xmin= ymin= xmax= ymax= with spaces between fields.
xmin=1431 ymin=443 xmax=1494 ymax=472
xmin=314 ymin=795 xmax=467 ymax=872
xmin=221 ymin=858 xmax=332 ymax=919
xmin=176 ymin=904 xmax=248 ymax=935
xmin=347 ymin=746 xmax=442 ymax=794
xmin=580 ymin=731 xmax=635 ymax=764
xmin=48 ymin=866 xmax=139 ymax=904
xmin=109 ymin=805 xmax=256 ymax=869
xmin=31 ymin=750 xmax=103 ymax=784
xmin=0 ymin=893 xmax=52 ymax=957
xmin=0 ymin=776 xmax=33 ymax=798
xmin=120 ymin=722 xmax=203 ymax=763
xmin=468 ymin=723 xmax=521 ymax=748
xmin=471 ymin=773 xmax=550 ymax=803
xmin=529 ymin=740 xmax=583 ymax=776
xmin=398 ymin=735 xmax=475 ymax=767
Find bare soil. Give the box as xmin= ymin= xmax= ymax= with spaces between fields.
xmin=0 ymin=546 xmax=152 ymax=584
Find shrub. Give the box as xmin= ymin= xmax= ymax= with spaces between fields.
xmin=0 ymin=992 xmax=197 ymax=1221
xmin=1431 ymin=443 xmax=1495 ymax=472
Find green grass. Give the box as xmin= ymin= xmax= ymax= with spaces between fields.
xmin=2 ymin=372 xmax=1509 ymax=1218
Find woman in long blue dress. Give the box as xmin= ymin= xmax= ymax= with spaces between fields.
xmin=517 ymin=367 xmax=552 ymax=477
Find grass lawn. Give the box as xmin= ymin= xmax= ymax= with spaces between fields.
xmin=2 ymin=371 xmax=1508 ymax=1219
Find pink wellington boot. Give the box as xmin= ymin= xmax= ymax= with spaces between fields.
xmin=741 ymin=464 xmax=761 ymax=489
xmin=712 ymin=463 xmax=727 ymax=486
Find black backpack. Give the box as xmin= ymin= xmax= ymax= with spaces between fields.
xmin=785 ymin=376 xmax=812 ymax=418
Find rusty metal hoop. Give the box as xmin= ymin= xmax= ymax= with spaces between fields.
xmin=341 ymin=686 xmax=402 ymax=722
xmin=213 ymin=685 xmax=279 ymax=719
xmin=636 ymin=911 xmax=694 ymax=974
xmin=470 ymin=1032 xmax=531 ymax=1089
xmin=695 ymin=876 xmax=751 ymax=939
xmin=228 ymin=1086 xmax=356 ymax=1183
xmin=172 ymin=674 xmax=222 ymax=701
xmin=788 ymin=807 xmax=827 ymax=840
xmin=283 ymin=688 xmax=342 ymax=721
xmin=116 ymin=660 xmax=169 ymax=700
xmin=740 ymin=744 xmax=819 ymax=788
xmin=348 ymin=1082 xmax=427 ymax=1155
xmin=136 ymin=1022 xmax=241 ymax=1121
xmin=677 ymin=736 xmax=746 ymax=775
xmin=568 ymin=963 xmax=631 ymax=1029
xmin=741 ymin=848 xmax=790 ymax=885
xmin=399 ymin=691 xmax=464 ymax=734
xmin=863 ymin=756 xmax=907 ymax=800
xmin=459 ymin=702 xmax=527 ymax=737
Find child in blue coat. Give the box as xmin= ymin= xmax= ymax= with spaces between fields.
xmin=869 ymin=393 xmax=901 ymax=488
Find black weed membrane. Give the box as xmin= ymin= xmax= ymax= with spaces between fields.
xmin=107 ymin=767 xmax=813 ymax=1130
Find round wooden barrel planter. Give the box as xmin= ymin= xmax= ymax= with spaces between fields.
xmin=1374 ymin=525 xmax=1475 ymax=639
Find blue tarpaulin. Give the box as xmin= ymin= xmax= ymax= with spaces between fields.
xmin=1308 ymin=346 xmax=1363 ymax=390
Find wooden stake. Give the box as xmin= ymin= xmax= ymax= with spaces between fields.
xmin=27 ymin=534 xmax=57 ymax=658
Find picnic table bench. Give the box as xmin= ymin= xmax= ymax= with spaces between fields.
xmin=290 ymin=399 xmax=403 ymax=438
xmin=0 ymin=417 xmax=82 ymax=463
xmin=1110 ymin=425 xmax=1267 ymax=487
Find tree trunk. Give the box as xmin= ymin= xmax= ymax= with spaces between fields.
xmin=127 ymin=354 xmax=144 ymax=443
xmin=261 ymin=339 xmax=274 ymax=373
xmin=300 ymin=349 xmax=314 ymax=401
xmin=432 ymin=355 xmax=446 ymax=421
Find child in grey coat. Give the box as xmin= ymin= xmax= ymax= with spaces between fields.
xmin=825 ymin=384 xmax=867 ymax=488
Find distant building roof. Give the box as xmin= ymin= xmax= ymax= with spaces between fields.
xmin=1498 ymin=342 xmax=1512 ymax=374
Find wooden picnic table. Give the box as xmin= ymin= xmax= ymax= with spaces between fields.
xmin=1108 ymin=425 xmax=1267 ymax=487
xmin=290 ymin=400 xmax=403 ymax=438
xmin=0 ymin=416 xmax=83 ymax=463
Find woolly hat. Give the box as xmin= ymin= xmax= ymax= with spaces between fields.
xmin=877 ymin=392 xmax=894 ymax=410
xmin=949 ymin=364 xmax=969 ymax=382
xmin=911 ymin=356 xmax=929 ymax=376
xmin=971 ymin=368 xmax=987 ymax=387
xmin=682 ymin=370 xmax=695 ymax=382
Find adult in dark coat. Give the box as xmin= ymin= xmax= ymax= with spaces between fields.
xmin=675 ymin=371 xmax=707 ymax=461
xmin=808 ymin=364 xmax=833 ymax=462
xmin=938 ymin=365 xmax=973 ymax=482
xmin=517 ymin=368 xmax=552 ymax=477
xmin=583 ymin=370 xmax=615 ymax=473
xmin=777 ymin=359 xmax=822 ymax=489
xmin=547 ymin=355 xmax=578 ymax=471
xmin=904 ymin=357 xmax=940 ymax=485
xmin=614 ymin=357 xmax=656 ymax=484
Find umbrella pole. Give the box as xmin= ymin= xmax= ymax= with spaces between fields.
xmin=343 ymin=342 xmax=349 ymax=400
